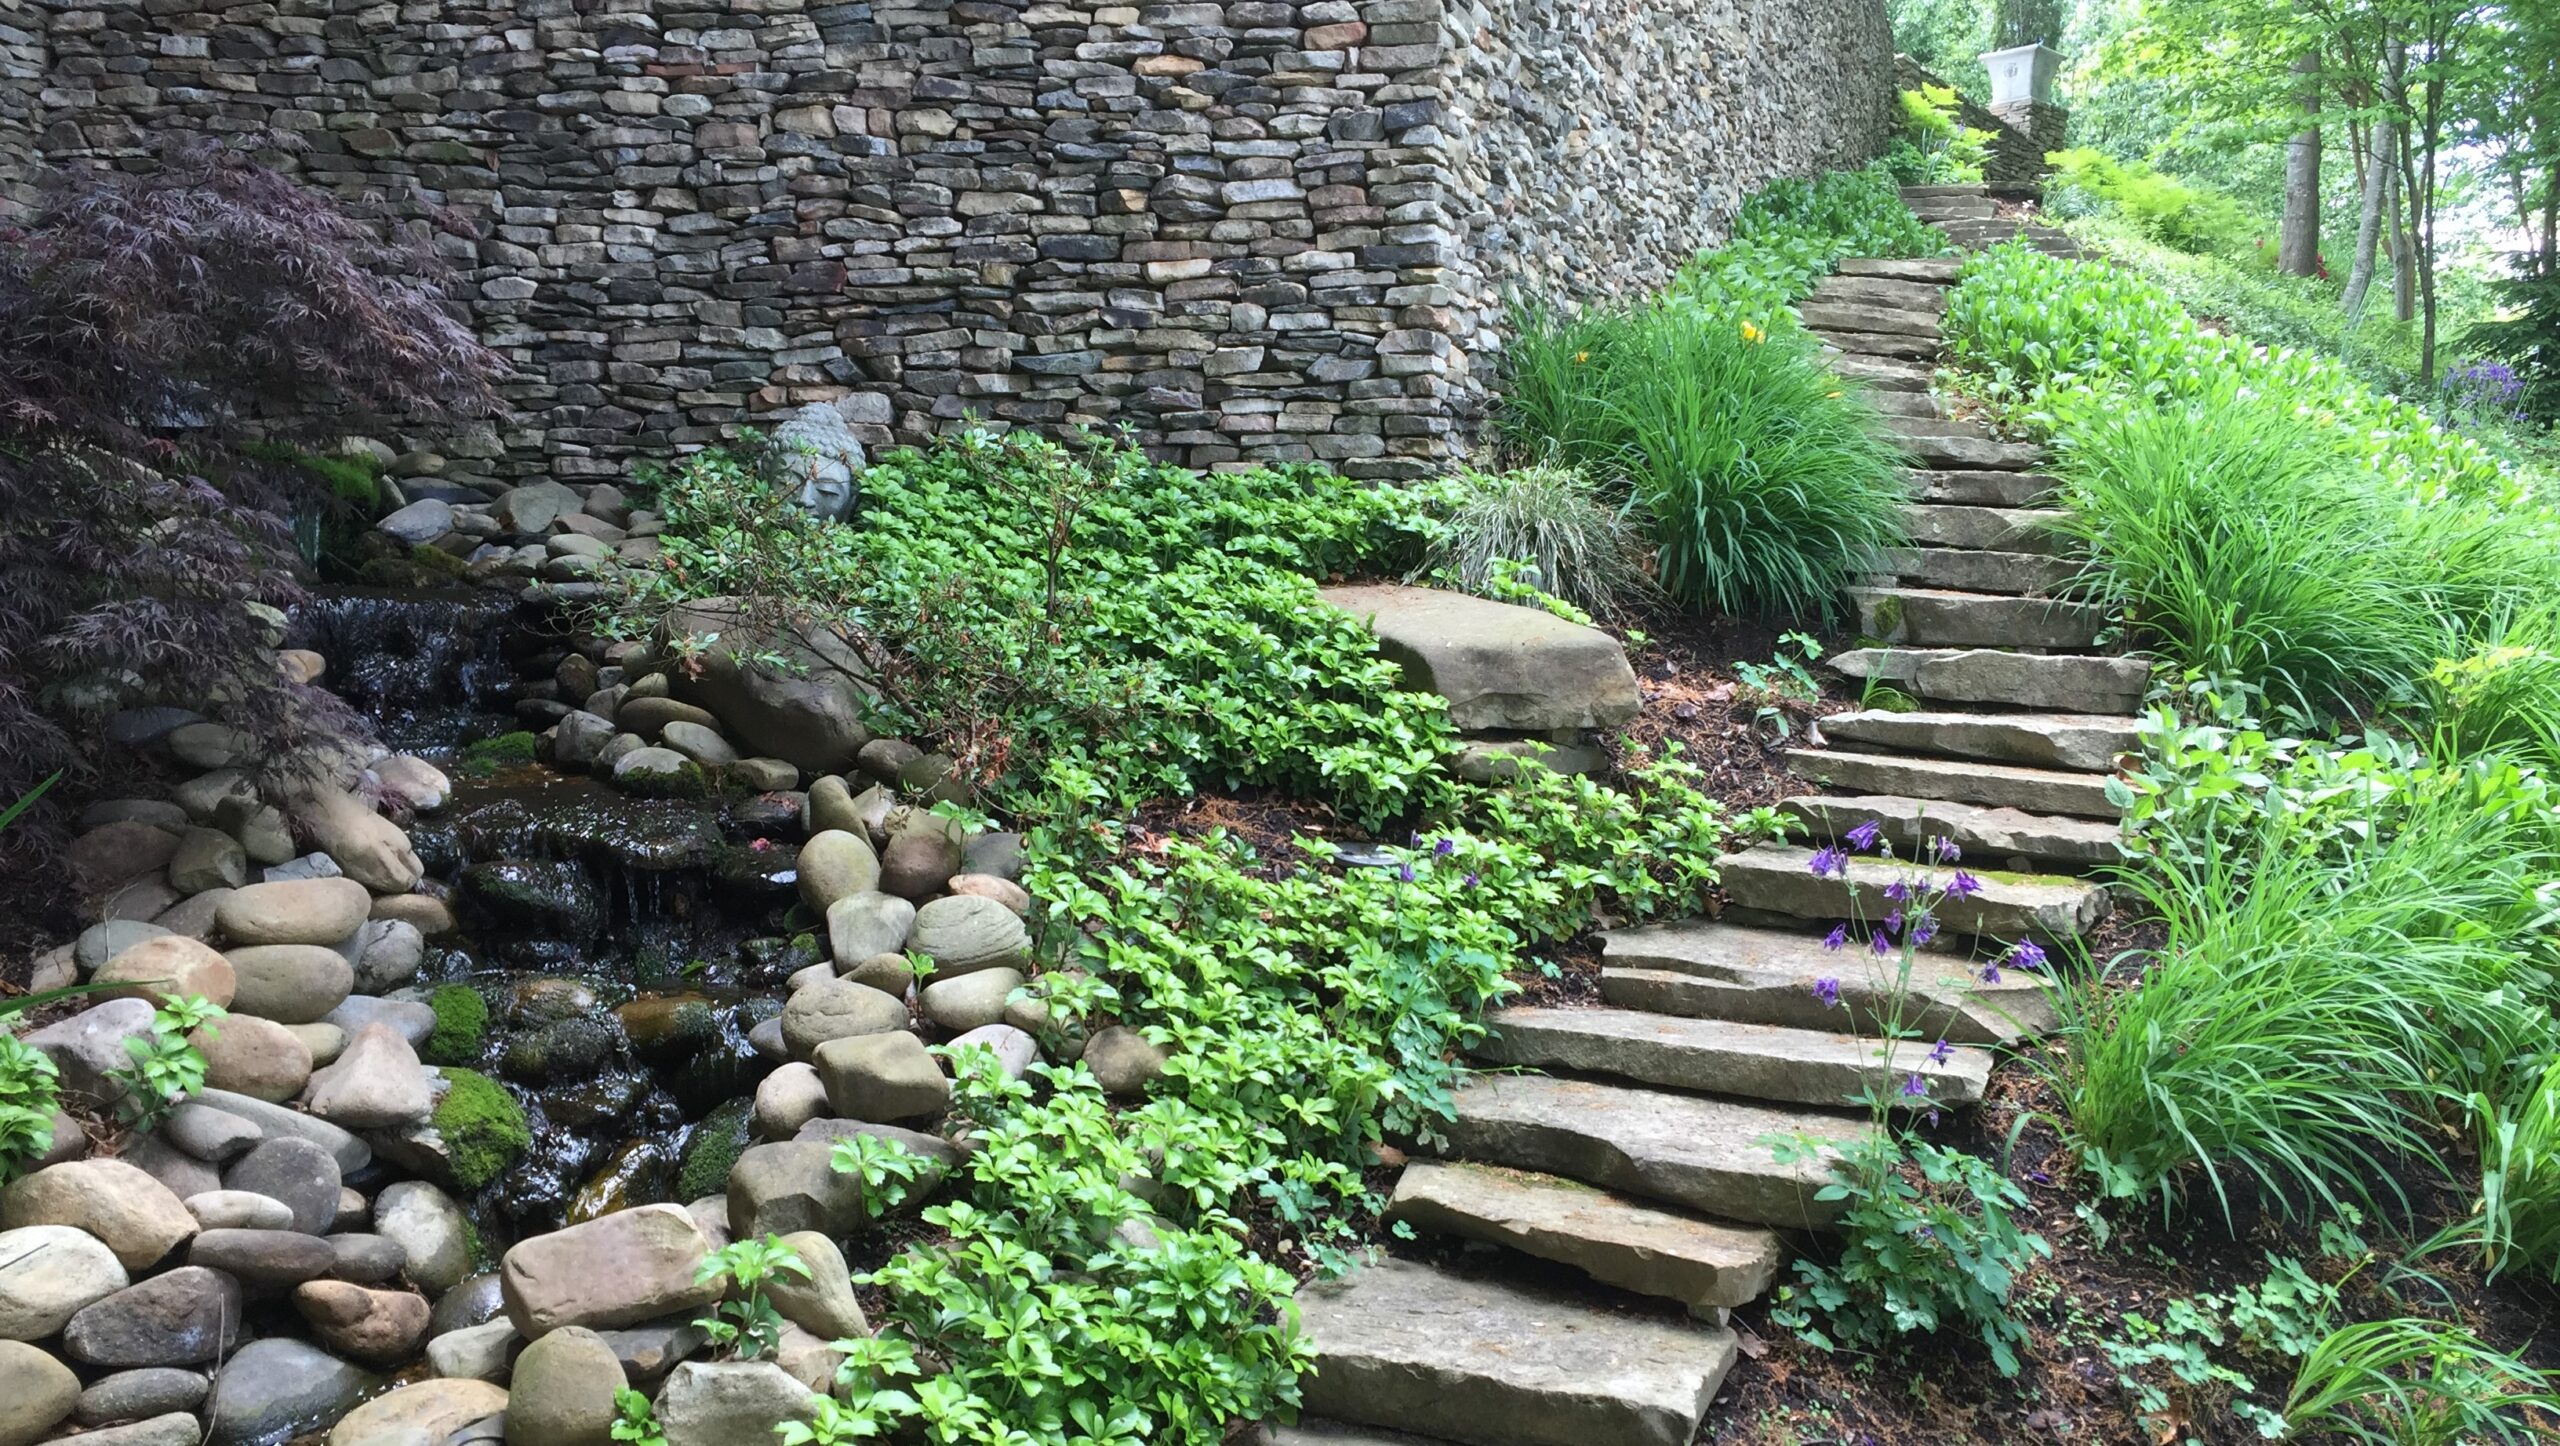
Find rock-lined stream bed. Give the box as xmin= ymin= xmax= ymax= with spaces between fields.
xmin=0 ymin=479 xmax=1096 ymax=1445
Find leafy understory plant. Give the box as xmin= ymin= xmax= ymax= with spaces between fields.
xmin=609 ymin=1388 xmax=665 ymax=1446
xmin=830 ymin=1130 xmax=930 ymax=1217
xmin=692 ymin=1235 xmax=810 ymax=1361
xmin=109 ymin=995 xmax=224 ymax=1129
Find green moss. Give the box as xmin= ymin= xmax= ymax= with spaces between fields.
xmin=409 ymin=543 xmax=471 ymax=577
xmin=674 ymin=1096 xmax=754 ymax=1202
xmin=422 ymin=985 xmax=489 ymax=1067
xmin=460 ymin=731 xmax=540 ymax=778
xmin=617 ymin=757 xmax=708 ymax=800
xmin=433 ymin=1068 xmax=531 ymax=1191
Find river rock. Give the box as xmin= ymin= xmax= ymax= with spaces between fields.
xmin=373 ymin=1180 xmax=471 ymax=1296
xmin=118 ymin=1134 xmax=220 ymax=1200
xmin=815 ymin=1031 xmax=948 ymax=1123
xmin=878 ymin=831 xmax=960 ymax=900
xmin=372 ymin=891 xmax=457 ymax=935
xmin=99 ymin=874 xmax=180 ymax=925
xmin=506 ymin=1324 xmax=623 ymax=1446
xmin=205 ymin=1336 xmax=379 ymax=1446
xmin=326 ymin=1379 xmax=509 ymax=1446
xmin=732 ymin=756 xmax=797 ymax=791
xmin=374 ymin=754 xmax=452 ymax=813
xmin=379 ymin=497 xmax=455 ymax=544
xmin=426 ymin=1318 xmax=519 ymax=1381
xmin=824 ymin=891 xmax=913 ymax=968
xmin=22 ymin=1000 xmax=158 ymax=1106
xmin=1 ymin=1161 xmax=194 ymax=1271
xmin=75 ymin=920 xmax=170 ymax=974
xmin=948 ymin=873 xmax=1032 ymax=915
xmin=327 ymin=1232 xmax=408 ymax=1284
xmin=0 ymin=1338 xmax=77 ymax=1444
xmin=183 ymin=1190 xmax=293 ymax=1231
xmin=594 ymin=1316 xmax=707 ymax=1387
xmin=765 ymin=1230 xmax=866 ymax=1339
xmin=1082 ymin=1026 xmax=1168 ymax=1096
xmin=845 ymin=951 xmax=916 ymax=997
xmin=94 ymin=934 xmax=235 ymax=1009
xmin=651 ymin=598 xmax=876 ymax=773
xmin=726 ymin=1142 xmax=865 ymax=1238
xmin=295 ymin=785 xmax=424 ymax=893
xmin=796 ymin=830 xmax=879 ymax=909
xmin=0 ymin=1224 xmax=128 ymax=1339
xmin=223 ymin=1137 xmax=342 ymax=1235
xmin=614 ymin=695 xmax=717 ymax=740
xmin=295 ymin=1279 xmax=431 ymax=1363
xmin=781 ymin=977 xmax=908 ymax=1059
xmin=74 ymin=1366 xmax=207 ymax=1425
xmin=190 ymin=1227 xmax=336 ymax=1288
xmin=302 ymin=1022 xmax=433 ymax=1128
xmin=429 ymin=1270 xmax=506 ymax=1338
xmin=70 ymin=821 xmax=180 ymax=892
xmin=194 ymin=1014 xmax=314 ymax=1103
xmin=81 ymin=799 xmax=189 ymax=831
xmin=553 ymin=710 xmax=617 ymax=768
xmin=501 ymin=1203 xmax=721 ymax=1336
xmin=905 ymin=894 xmax=1028 ymax=977
xmin=262 ymin=852 xmax=343 ymax=885
xmin=61 ymin=1411 xmax=201 ymax=1446
xmin=63 ymin=1266 xmax=241 ymax=1366
xmin=659 ymin=720 xmax=738 ymax=768
xmin=194 ymin=1089 xmax=369 ymax=1173
xmin=950 ymin=1023 xmax=1039 ymax=1079
xmin=754 ymin=1063 xmax=829 ymax=1140
xmin=920 ymin=967 xmax=1022 ymax=1033
xmin=323 ymin=995 xmax=437 ymax=1049
xmin=224 ymin=943 xmax=354 ymax=1024
xmin=803 ymin=775 xmax=859 ymax=836
xmin=217 ymin=878 xmax=371 ymax=947
xmin=656 ymin=1359 xmax=818 ymax=1446
xmin=233 ymin=804 xmax=296 ymax=866
xmin=961 ymin=830 xmax=1024 ymax=881
xmin=168 ymin=826 xmax=250 ymax=894
xmin=353 ymin=918 xmax=426 ymax=992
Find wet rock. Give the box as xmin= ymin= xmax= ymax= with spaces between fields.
xmin=223 ymin=944 xmax=355 ymax=1024
xmin=327 ymin=1232 xmax=408 ymax=1284
xmin=815 ymin=1031 xmax=948 ymax=1123
xmin=500 ymin=1203 xmax=721 ymax=1336
xmin=0 ymin=1338 xmax=78 ymax=1444
xmin=0 ymin=1224 xmax=128 ymax=1340
xmin=74 ymin=1366 xmax=206 ymax=1426
xmin=183 ymin=1190 xmax=292 ymax=1232
xmin=426 ymin=1318 xmax=519 ymax=1381
xmin=429 ymin=1271 xmax=507 ymax=1339
xmin=63 ymin=1266 xmax=242 ymax=1366
xmin=204 ymin=1336 xmax=379 ymax=1446
xmin=766 ymin=1230 xmax=866 ymax=1339
xmin=303 ymin=1022 xmax=434 ymax=1129
xmin=506 ymin=1324 xmax=624 ymax=1446
xmin=296 ymin=1279 xmax=431 ymax=1364
xmin=726 ymin=1142 xmax=865 ymax=1238
xmin=656 ymin=1359 xmax=818 ymax=1446
xmin=374 ymin=1180 xmax=471 ymax=1296
xmin=216 ymin=878 xmax=371 ymax=947
xmin=461 ymin=861 xmax=602 ymax=937
xmin=618 ymin=995 xmax=716 ymax=1060
xmin=796 ymin=829 xmax=879 ymax=910
xmin=824 ymin=891 xmax=913 ymax=968
xmin=326 ymin=1378 xmax=509 ymax=1446
xmin=905 ymin=894 xmax=1028 ymax=977
xmin=223 ymin=1137 xmax=342 ymax=1235
xmin=188 ymin=1227 xmax=335 ymax=1289
xmin=193 ymin=1014 xmax=314 ymax=1103
xmin=753 ymin=1063 xmax=829 ymax=1140
xmin=675 ymin=1098 xmax=755 ymax=1203
xmin=613 ymin=745 xmax=705 ymax=797
xmin=920 ymin=967 xmax=1023 ymax=1033
xmin=780 ymin=977 xmax=908 ymax=1059
xmin=1082 ymin=1027 xmax=1168 ymax=1096
xmin=93 ymin=934 xmax=235 ymax=1009
xmin=500 ymin=1015 xmax=618 ymax=1083
xmin=0 ymin=1161 xmax=194 ymax=1271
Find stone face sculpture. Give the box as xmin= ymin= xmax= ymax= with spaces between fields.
xmin=767 ymin=402 xmax=865 ymax=523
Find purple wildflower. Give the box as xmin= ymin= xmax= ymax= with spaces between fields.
xmin=1813 ymin=977 xmax=1843 ymax=1009
xmin=1933 ymin=835 xmax=1961 ymax=864
xmin=1916 ymin=1224 xmax=1936 ymax=1242
xmin=1901 ymin=1073 xmax=1929 ymax=1098
xmin=1433 ymin=836 xmax=1455 ymax=857
xmin=1926 ymin=1038 xmax=1953 ymax=1066
xmin=1846 ymin=819 xmax=1883 ymax=852
xmin=1395 ymin=862 xmax=1415 ymax=883
xmin=1822 ymin=923 xmax=1849 ymax=951
xmin=2006 ymin=938 xmax=2048 ymax=972
xmin=1883 ymin=878 xmax=1910 ymax=904
xmin=1871 ymin=930 xmax=1893 ymax=956
xmin=1807 ymin=845 xmax=1849 ymax=878
xmin=1883 ymin=907 xmax=1904 ymax=937
xmin=1979 ymin=960 xmax=2002 ymax=984
xmin=1910 ymin=912 xmax=1940 ymax=947
xmin=1463 ymin=871 xmax=1479 ymax=888
xmin=1946 ymin=870 xmax=1982 ymax=899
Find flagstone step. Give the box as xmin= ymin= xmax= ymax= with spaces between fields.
xmin=1599 ymin=918 xmax=2055 ymax=1044
xmin=1821 ymin=708 xmax=2136 ymax=772
xmin=1904 ymin=193 xmax=1996 ymax=219
xmin=1894 ymin=431 xmax=2048 ymax=471
xmin=1716 ymin=843 xmax=2113 ymax=941
xmin=1261 ymin=1423 xmax=1456 ymax=1446
xmin=1829 ymin=352 xmax=1934 ymax=391
xmin=1787 ymin=747 xmax=2122 ymax=818
xmin=1887 ymin=416 xmax=1997 ymax=441
xmin=1902 ymin=469 xmax=2059 ymax=506
xmin=1849 ymin=587 xmax=2107 ymax=650
xmin=1447 ymin=1073 xmax=1868 ymax=1229
xmin=1869 ymin=389 xmax=1946 ymax=418
xmin=1900 ymin=503 xmax=2070 ymax=554
xmin=1813 ymin=327 xmax=1940 ymax=359
xmin=1810 ymin=275 xmax=1949 ymax=314
xmin=1781 ymin=793 xmax=2122 ymax=870
xmin=1869 ymin=547 xmax=2076 ymax=596
xmin=1295 ymin=1257 xmax=1738 ymax=1446
xmin=1799 ymin=301 xmax=1941 ymax=339
xmin=1386 ymin=1162 xmax=1782 ymax=1313
xmin=1828 ymin=646 xmax=2150 ymax=712
xmin=1476 ymin=1005 xmax=1992 ymax=1109
xmin=1836 ymin=256 xmax=1962 ymax=284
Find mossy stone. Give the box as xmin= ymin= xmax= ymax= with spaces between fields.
xmin=675 ymin=1097 xmax=755 ymax=1202
xmin=422 ymin=985 xmax=489 ymax=1067
xmin=432 ymin=1069 xmax=530 ymax=1190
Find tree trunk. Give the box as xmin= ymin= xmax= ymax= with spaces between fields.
xmin=2343 ymin=109 xmax=2396 ymax=314
xmin=2389 ymin=136 xmax=2415 ymax=324
xmin=2279 ymin=52 xmax=2325 ymax=277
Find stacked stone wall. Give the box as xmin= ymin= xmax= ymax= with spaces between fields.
xmin=24 ymin=0 xmax=1892 ymax=486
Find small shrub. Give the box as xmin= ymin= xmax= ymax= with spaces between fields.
xmin=421 ymin=985 xmax=489 ymax=1067
xmin=1417 ymin=464 xmax=1655 ymax=620
xmin=2460 ymin=265 xmax=2560 ymax=429
xmin=1888 ymin=85 xmax=1990 ymax=185
xmin=2044 ymin=148 xmax=2251 ymax=256
xmin=433 ymin=1068 xmax=532 ymax=1190
xmin=0 ymin=1034 xmax=59 ymax=1182
xmin=692 ymin=1234 xmax=809 ymax=1361
xmin=111 ymin=995 xmax=224 ymax=1129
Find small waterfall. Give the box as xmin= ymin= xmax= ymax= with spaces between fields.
xmin=290 ymin=588 xmax=520 ymax=753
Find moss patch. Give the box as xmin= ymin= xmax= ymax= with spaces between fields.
xmin=433 ymin=1068 xmax=531 ymax=1191
xmin=674 ymin=1096 xmax=754 ymax=1202
xmin=460 ymin=730 xmax=540 ymax=778
xmin=422 ymin=985 xmax=489 ymax=1067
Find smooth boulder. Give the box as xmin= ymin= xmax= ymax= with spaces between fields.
xmin=500 ymin=1203 xmax=721 ymax=1336
xmin=0 ymin=1161 xmax=195 ymax=1271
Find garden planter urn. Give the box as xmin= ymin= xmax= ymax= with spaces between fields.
xmin=1981 ymin=43 xmax=2063 ymax=105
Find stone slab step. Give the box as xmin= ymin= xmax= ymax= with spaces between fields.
xmin=1814 ymin=328 xmax=1940 ymax=359
xmin=1477 ymin=1006 xmax=1991 ymax=1109
xmin=1295 ymin=1256 xmax=1737 ymax=1446
xmin=1836 ymin=256 xmax=1962 ymax=283
xmin=1781 ymin=793 xmax=2121 ymax=870
xmin=1788 ymin=746 xmax=2122 ymax=818
xmin=1822 ymin=708 xmax=2135 ymax=772
xmin=1262 ymin=1422 xmax=1458 ymax=1446
xmin=1911 ymin=201 xmax=1998 ymax=223
xmin=1600 ymin=918 xmax=2056 ymax=1044
xmin=1317 ymin=584 xmax=1639 ymax=733
xmin=1829 ymin=646 xmax=2150 ymax=713
xmin=1903 ymin=469 xmax=2058 ymax=506
xmin=1901 ymin=185 xmax=1990 ymax=199
xmin=1716 ymin=843 xmax=2112 ymax=941
xmin=1895 ymin=430 xmax=2047 ymax=471
xmin=1868 ymin=547 xmax=2076 ymax=596
xmin=1386 ymin=1162 xmax=1781 ymax=1312
xmin=1830 ymin=352 xmax=1934 ymax=391
xmin=1900 ymin=503 xmax=2068 ymax=554
xmin=1799 ymin=301 xmax=1941 ymax=339
xmin=1848 ymin=587 xmax=2108 ymax=649
xmin=1869 ymin=389 xmax=1945 ymax=419
xmin=1448 ymin=1073 xmax=1868 ymax=1229
xmin=1810 ymin=275 xmax=1949 ymax=314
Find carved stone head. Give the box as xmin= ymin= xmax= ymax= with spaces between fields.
xmin=767 ymin=401 xmax=867 ymax=524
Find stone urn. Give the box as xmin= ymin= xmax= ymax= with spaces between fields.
xmin=1981 ymin=43 xmax=2063 ymax=105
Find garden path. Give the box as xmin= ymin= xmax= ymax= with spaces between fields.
xmin=1275 ymin=189 xmax=2144 ymax=1446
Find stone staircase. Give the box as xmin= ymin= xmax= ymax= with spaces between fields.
xmin=1277 ymin=198 xmax=2144 ymax=1446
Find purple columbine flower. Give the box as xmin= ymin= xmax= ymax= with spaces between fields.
xmin=1395 ymin=862 xmax=1415 ymax=882
xmin=1463 ymin=871 xmax=1479 ymax=888
xmin=1910 ymin=912 xmax=1939 ymax=947
xmin=1433 ymin=836 xmax=1455 ymax=857
xmin=1813 ymin=977 xmax=1842 ymax=1008
xmin=1926 ymin=1038 xmax=1953 ymax=1066
xmin=1883 ymin=878 xmax=1910 ymax=904
xmin=1822 ymin=923 xmax=1849 ymax=951
xmin=1947 ymin=870 xmax=1982 ymax=900
xmin=1846 ymin=818 xmax=1882 ymax=852
xmin=1883 ymin=907 xmax=1904 ymax=936
xmin=2006 ymin=938 xmax=2048 ymax=972
xmin=1900 ymin=1073 xmax=1929 ymax=1098
xmin=1807 ymin=845 xmax=1848 ymax=878
xmin=1933 ymin=835 xmax=1961 ymax=864
xmin=1871 ymin=930 xmax=1893 ymax=956
xmin=1979 ymin=959 xmax=2002 ymax=983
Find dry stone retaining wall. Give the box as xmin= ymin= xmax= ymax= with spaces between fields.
xmin=21 ymin=0 xmax=1891 ymax=486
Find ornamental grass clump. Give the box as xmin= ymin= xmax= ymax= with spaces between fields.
xmin=1416 ymin=463 xmax=1656 ymax=621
